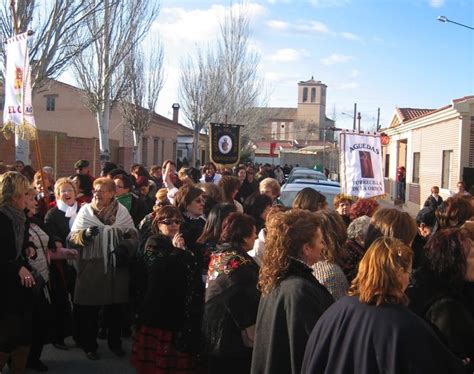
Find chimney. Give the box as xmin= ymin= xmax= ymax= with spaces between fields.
xmin=172 ymin=103 xmax=180 ymax=123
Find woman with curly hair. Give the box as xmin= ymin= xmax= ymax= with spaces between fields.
xmin=251 ymin=209 xmax=333 ymax=374
xmin=311 ymin=210 xmax=349 ymax=300
xmin=333 ymin=193 xmax=354 ymax=226
xmin=407 ymin=228 xmax=474 ymax=368
xmin=301 ymin=237 xmax=465 ymax=374
xmin=204 ymin=212 xmax=259 ymax=374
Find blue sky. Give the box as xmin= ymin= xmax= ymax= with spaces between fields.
xmin=150 ymin=0 xmax=474 ymax=131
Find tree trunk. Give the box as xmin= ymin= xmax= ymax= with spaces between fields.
xmin=97 ymin=106 xmax=110 ymax=164
xmin=132 ymin=129 xmax=142 ymax=164
xmin=192 ymin=125 xmax=200 ymax=167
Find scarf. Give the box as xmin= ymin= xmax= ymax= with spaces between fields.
xmin=116 ymin=193 xmax=132 ymax=212
xmin=0 ymin=203 xmax=26 ymax=259
xmin=71 ymin=200 xmax=136 ymax=273
xmin=56 ymin=199 xmax=78 ymax=229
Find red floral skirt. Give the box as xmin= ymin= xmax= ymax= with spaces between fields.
xmin=131 ymin=326 xmax=200 ymax=374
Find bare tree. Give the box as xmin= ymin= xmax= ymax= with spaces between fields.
xmin=179 ymin=3 xmax=266 ymax=166
xmin=120 ymin=39 xmax=165 ymax=164
xmin=0 ymin=0 xmax=103 ymax=91
xmin=0 ymin=0 xmax=105 ymax=162
xmin=179 ymin=48 xmax=224 ymax=166
xmin=73 ymin=0 xmax=160 ymax=163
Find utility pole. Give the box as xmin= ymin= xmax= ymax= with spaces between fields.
xmin=376 ymin=107 xmax=381 ymax=131
xmin=357 ymin=112 xmax=362 ymax=133
xmin=353 ymin=103 xmax=357 ymax=131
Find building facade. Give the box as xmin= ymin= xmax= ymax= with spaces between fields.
xmin=252 ymin=77 xmax=335 ymax=163
xmin=0 ymin=80 xmax=207 ymax=177
xmin=382 ymin=95 xmax=474 ymax=216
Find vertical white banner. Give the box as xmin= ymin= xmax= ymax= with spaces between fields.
xmin=340 ymin=132 xmax=385 ymax=198
xmin=3 ymin=32 xmax=36 ymax=140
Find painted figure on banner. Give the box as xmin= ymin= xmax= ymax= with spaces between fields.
xmin=219 ymin=135 xmax=232 ymax=154
xmin=359 ymin=151 xmax=374 ymax=179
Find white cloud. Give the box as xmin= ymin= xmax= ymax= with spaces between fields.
xmin=340 ymin=31 xmax=362 ymax=42
xmin=429 ymin=0 xmax=445 ymax=8
xmin=269 ymin=48 xmax=309 ymax=62
xmin=320 ymin=54 xmax=353 ymax=65
xmin=351 ymin=69 xmax=360 ymax=78
xmin=265 ymin=72 xmax=300 ymax=84
xmin=266 ymin=20 xmax=290 ymax=30
xmin=295 ymin=20 xmax=330 ymax=34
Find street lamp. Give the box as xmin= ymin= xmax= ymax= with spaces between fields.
xmin=437 ymin=16 xmax=474 ymax=30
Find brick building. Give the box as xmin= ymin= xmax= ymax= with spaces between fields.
xmin=0 ymin=80 xmax=206 ymax=177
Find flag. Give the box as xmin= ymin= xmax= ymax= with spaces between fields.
xmin=3 ymin=32 xmax=36 ymax=140
xmin=340 ymin=131 xmax=384 ymax=198
xmin=210 ymin=123 xmax=241 ymax=166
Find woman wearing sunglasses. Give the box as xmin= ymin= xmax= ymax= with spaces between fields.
xmin=132 ymin=205 xmax=204 ymax=374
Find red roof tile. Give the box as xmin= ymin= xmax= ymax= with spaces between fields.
xmin=396 ymin=107 xmax=435 ymax=122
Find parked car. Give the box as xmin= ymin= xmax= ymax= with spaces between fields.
xmin=279 ymin=179 xmax=341 ymax=208
xmin=286 ymin=168 xmax=327 ymax=184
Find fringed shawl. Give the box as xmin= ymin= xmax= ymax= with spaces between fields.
xmin=70 ymin=201 xmax=136 ymax=273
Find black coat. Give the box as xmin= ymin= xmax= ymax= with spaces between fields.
xmin=203 ymin=244 xmax=260 ymax=358
xmin=301 ymin=296 xmax=464 ymax=374
xmin=251 ymin=258 xmax=333 ymax=374
xmin=138 ymin=234 xmax=204 ymax=353
xmin=407 ymin=270 xmax=474 ymax=363
xmin=424 ymin=195 xmax=443 ymax=210
xmin=44 ymin=206 xmax=74 ymax=246
xmin=0 ymin=211 xmax=32 ymax=316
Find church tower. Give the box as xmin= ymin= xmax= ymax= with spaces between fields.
xmin=297 ymin=77 xmax=327 ymax=123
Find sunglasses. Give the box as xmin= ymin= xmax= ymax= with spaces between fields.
xmin=159 ymin=218 xmax=183 ymax=225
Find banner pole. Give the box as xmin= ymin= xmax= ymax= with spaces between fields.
xmin=10 ymin=1 xmax=48 ymax=201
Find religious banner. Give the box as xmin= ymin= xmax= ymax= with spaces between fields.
xmin=340 ymin=131 xmax=384 ymax=198
xmin=3 ymin=32 xmax=36 ymax=140
xmin=210 ymin=123 xmax=241 ymax=165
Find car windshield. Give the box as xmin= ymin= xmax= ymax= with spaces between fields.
xmin=279 ymin=190 xmax=336 ymax=208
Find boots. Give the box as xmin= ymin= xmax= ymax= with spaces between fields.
xmin=10 ymin=345 xmax=30 ymax=374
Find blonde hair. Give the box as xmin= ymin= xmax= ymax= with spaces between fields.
xmin=349 ymin=237 xmax=412 ymax=306
xmin=54 ymin=177 xmax=77 ymax=198
xmin=259 ymin=177 xmax=281 ymax=197
xmin=93 ymin=177 xmax=116 ymax=192
xmin=259 ymin=209 xmax=321 ymax=296
xmin=0 ymin=171 xmax=30 ymax=205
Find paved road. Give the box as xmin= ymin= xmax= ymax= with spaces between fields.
xmin=3 ymin=337 xmax=135 ymax=374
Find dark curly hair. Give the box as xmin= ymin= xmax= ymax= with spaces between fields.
xmin=423 ymin=227 xmax=470 ymax=286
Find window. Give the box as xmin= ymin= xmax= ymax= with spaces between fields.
xmin=303 ymin=87 xmax=308 ymax=102
xmin=384 ymin=154 xmax=390 ymax=178
xmin=46 ymin=96 xmax=55 ymax=111
xmin=177 ymin=149 xmax=183 ymax=158
xmin=441 ymin=150 xmax=452 ymax=189
xmin=311 ymin=87 xmax=316 ymax=102
xmin=153 ymin=138 xmax=159 ymax=164
xmin=412 ymin=152 xmax=420 ymax=184
xmin=141 ymin=137 xmax=148 ymax=166
xmin=271 ymin=121 xmax=277 ymax=139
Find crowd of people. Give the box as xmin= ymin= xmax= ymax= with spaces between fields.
xmin=1 ymin=158 xmax=474 ymax=374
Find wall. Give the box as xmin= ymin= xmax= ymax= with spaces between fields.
xmin=0 ymin=129 xmax=119 ymax=178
